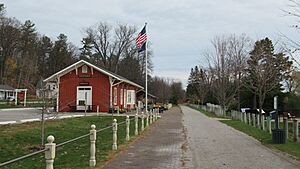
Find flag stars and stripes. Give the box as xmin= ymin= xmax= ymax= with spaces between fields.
xmin=136 ymin=26 xmax=147 ymax=51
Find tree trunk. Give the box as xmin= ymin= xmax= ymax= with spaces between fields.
xmin=253 ymin=93 xmax=257 ymax=109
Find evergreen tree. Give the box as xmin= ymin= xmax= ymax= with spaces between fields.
xmin=245 ymin=37 xmax=292 ymax=113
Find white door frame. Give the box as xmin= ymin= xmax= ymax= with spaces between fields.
xmin=76 ymin=86 xmax=92 ymax=111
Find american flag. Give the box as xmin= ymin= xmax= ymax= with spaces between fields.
xmin=136 ymin=25 xmax=147 ymax=52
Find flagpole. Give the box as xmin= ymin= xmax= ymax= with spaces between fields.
xmin=145 ymin=22 xmax=148 ymax=114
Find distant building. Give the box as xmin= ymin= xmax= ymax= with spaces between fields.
xmin=0 ymin=84 xmax=28 ymax=106
xmin=44 ymin=60 xmax=143 ymax=112
xmin=0 ymin=84 xmax=15 ymax=100
xmin=36 ymin=80 xmax=57 ymax=99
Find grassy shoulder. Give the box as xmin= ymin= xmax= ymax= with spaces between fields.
xmin=0 ymin=115 xmax=142 ymax=169
xmin=220 ymin=119 xmax=300 ymax=160
xmin=0 ymin=100 xmax=50 ymax=109
xmin=0 ymin=103 xmax=43 ymax=109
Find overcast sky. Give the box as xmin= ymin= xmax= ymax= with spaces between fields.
xmin=2 ymin=0 xmax=299 ymax=87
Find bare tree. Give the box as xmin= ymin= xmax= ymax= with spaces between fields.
xmin=205 ymin=36 xmax=237 ymax=112
xmin=227 ymin=34 xmax=251 ymax=110
xmin=149 ymin=76 xmax=172 ymax=103
xmin=81 ymin=22 xmax=137 ymax=73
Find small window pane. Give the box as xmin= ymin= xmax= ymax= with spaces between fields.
xmin=79 ymin=100 xmax=85 ymax=105
xmin=82 ymin=65 xmax=88 ymax=73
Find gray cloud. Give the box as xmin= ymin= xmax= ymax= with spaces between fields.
xmin=2 ymin=0 xmax=298 ymax=87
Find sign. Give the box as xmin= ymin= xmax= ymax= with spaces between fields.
xmin=79 ymin=82 xmax=89 ymax=85
xmin=79 ymin=74 xmax=91 ymax=78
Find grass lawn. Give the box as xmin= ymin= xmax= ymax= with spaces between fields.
xmin=0 ymin=100 xmax=52 ymax=109
xmin=0 ymin=103 xmax=21 ymax=109
xmin=220 ymin=119 xmax=300 ymax=160
xmin=0 ymin=103 xmax=40 ymax=109
xmin=0 ymin=115 xmax=144 ymax=169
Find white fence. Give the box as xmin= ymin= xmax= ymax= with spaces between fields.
xmin=189 ymin=103 xmax=225 ymax=117
xmin=190 ymin=103 xmax=299 ymax=142
xmin=0 ymin=109 xmax=161 ymax=168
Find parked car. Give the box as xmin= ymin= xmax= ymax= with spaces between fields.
xmin=6 ymin=96 xmax=15 ymax=101
xmin=154 ymin=103 xmax=165 ymax=113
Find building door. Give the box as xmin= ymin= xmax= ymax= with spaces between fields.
xmin=76 ymin=86 xmax=92 ymax=111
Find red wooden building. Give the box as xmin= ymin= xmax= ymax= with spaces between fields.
xmin=44 ymin=60 xmax=143 ymax=112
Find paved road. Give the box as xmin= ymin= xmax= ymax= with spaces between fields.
xmin=102 ymin=107 xmax=187 ymax=169
xmin=0 ymin=108 xmax=42 ymax=122
xmin=181 ymin=105 xmax=300 ymax=169
xmin=0 ymin=108 xmax=99 ymax=122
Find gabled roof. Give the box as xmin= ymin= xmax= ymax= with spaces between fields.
xmin=0 ymin=84 xmax=15 ymax=91
xmin=43 ymin=60 xmax=143 ymax=89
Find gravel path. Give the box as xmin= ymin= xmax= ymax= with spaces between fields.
xmin=102 ymin=107 xmax=185 ymax=169
xmin=181 ymin=105 xmax=300 ymax=169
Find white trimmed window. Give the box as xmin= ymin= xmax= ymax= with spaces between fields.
xmin=82 ymin=65 xmax=88 ymax=73
xmin=127 ymin=90 xmax=135 ymax=104
xmin=113 ymin=87 xmax=117 ymax=105
xmin=120 ymin=89 xmax=123 ymax=105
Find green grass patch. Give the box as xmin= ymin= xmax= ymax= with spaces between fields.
xmin=0 ymin=103 xmax=43 ymax=109
xmin=220 ymin=119 xmax=300 ymax=160
xmin=0 ymin=103 xmax=22 ymax=109
xmin=0 ymin=115 xmax=143 ymax=169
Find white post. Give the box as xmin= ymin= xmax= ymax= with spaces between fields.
xmin=56 ymin=78 xmax=60 ymax=112
xmin=24 ymin=89 xmax=27 ymax=107
xmin=240 ymin=112 xmax=243 ymax=122
xmin=145 ymin=23 xmax=148 ymax=118
xmin=96 ymin=105 xmax=99 ymax=116
xmin=15 ymin=90 xmax=18 ymax=105
xmin=146 ymin=113 xmax=149 ymax=127
xmin=84 ymin=92 xmax=87 ymax=116
xmin=112 ymin=119 xmax=118 ymax=150
xmin=262 ymin=115 xmax=265 ymax=131
xmin=45 ymin=135 xmax=56 ymax=169
xmin=268 ymin=116 xmax=272 ymax=134
xmin=141 ymin=112 xmax=144 ymax=131
xmin=244 ymin=112 xmax=247 ymax=124
xmin=117 ymin=106 xmax=120 ymax=115
xmin=150 ymin=111 xmax=153 ymax=124
xmin=257 ymin=114 xmax=260 ymax=128
xmin=109 ymin=77 xmax=114 ymax=111
xmin=293 ymin=120 xmax=298 ymax=142
xmin=126 ymin=116 xmax=130 ymax=141
xmin=252 ymin=114 xmax=256 ymax=127
xmin=248 ymin=113 xmax=251 ymax=125
xmin=135 ymin=114 xmax=138 ymax=135
xmin=89 ymin=125 xmax=96 ymax=167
